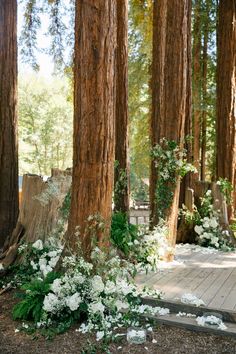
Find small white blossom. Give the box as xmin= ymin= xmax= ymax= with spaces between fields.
xmin=32 ymin=239 xmax=43 ymax=250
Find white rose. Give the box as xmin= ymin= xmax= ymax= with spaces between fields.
xmin=32 ymin=239 xmax=43 ymax=250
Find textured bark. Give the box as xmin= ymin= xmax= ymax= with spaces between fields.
xmin=216 ymin=0 xmax=236 ymax=219
xmin=114 ymin=0 xmax=129 ymax=214
xmin=67 ymin=0 xmax=116 ymax=256
xmin=177 ymin=1 xmax=193 ymax=244
xmin=192 ymin=0 xmax=201 ymax=180
xmin=0 ymin=171 xmax=71 ymax=268
xmin=150 ymin=0 xmax=191 ymax=247
xmin=201 ymin=14 xmax=209 ymax=181
xmin=0 ymin=0 xmax=18 ymax=248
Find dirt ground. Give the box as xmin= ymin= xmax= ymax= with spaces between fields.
xmin=1 ymin=291 xmax=236 ymax=354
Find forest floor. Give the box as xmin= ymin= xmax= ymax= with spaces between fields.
xmin=1 ymin=292 xmax=236 ymax=354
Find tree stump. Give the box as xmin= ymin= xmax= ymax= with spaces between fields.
xmin=0 ymin=170 xmax=72 ymax=269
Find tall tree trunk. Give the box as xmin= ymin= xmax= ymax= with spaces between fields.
xmin=177 ymin=0 xmax=193 ymax=244
xmin=192 ymin=0 xmax=202 ymax=181
xmin=0 ymin=0 xmax=18 ymax=248
xmin=150 ymin=0 xmax=191 ymax=248
xmin=114 ymin=0 xmax=129 ymax=214
xmin=67 ymin=0 xmax=116 ymax=256
xmin=201 ymin=3 xmax=210 ymax=181
xmin=216 ymin=0 xmax=236 ymax=219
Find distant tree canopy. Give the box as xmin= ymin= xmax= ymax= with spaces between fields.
xmin=19 ymin=75 xmax=73 ymax=176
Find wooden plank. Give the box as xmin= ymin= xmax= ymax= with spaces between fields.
xmin=199 ymin=268 xmax=234 ymax=306
xmin=142 ymin=297 xmax=236 ymax=323
xmin=145 ymin=313 xmax=236 ymax=338
xmin=161 ymin=252 xmax=221 ymax=300
xmin=208 ymin=268 xmax=236 ymax=310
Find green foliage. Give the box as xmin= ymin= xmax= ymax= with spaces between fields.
xmin=114 ymin=162 xmax=128 ymax=207
xmin=128 ymin=0 xmax=152 ymax=186
xmin=152 ymin=138 xmax=195 ymax=220
xmin=13 ymin=272 xmax=60 ymax=322
xmin=60 ymin=190 xmax=71 ymax=220
xmin=198 ymin=190 xmax=214 ymax=218
xmin=130 ymin=171 xmax=149 ymax=202
xmin=217 ymin=178 xmax=233 ymax=205
xmin=111 ymin=212 xmax=139 ymax=256
xmin=19 ymin=74 xmax=73 ymax=175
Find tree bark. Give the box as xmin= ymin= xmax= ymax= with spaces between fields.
xmin=177 ymin=1 xmax=193 ymax=244
xmin=0 ymin=0 xmax=18 ymax=248
xmin=192 ymin=0 xmax=202 ymax=181
xmin=201 ymin=4 xmax=209 ymax=181
xmin=114 ymin=0 xmax=130 ymax=214
xmin=67 ymin=0 xmax=116 ymax=256
xmin=216 ymin=0 xmax=236 ymax=219
xmin=150 ymin=0 xmax=191 ymax=248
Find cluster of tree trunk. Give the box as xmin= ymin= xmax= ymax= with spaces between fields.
xmin=0 ymin=0 xmax=236 ymax=263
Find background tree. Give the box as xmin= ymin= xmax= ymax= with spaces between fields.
xmin=128 ymin=0 xmax=152 ymax=202
xmin=0 ymin=0 xmax=19 ymax=247
xmin=150 ymin=0 xmax=191 ymax=247
xmin=114 ymin=0 xmax=129 ymax=214
xmin=67 ymin=0 xmax=117 ymax=256
xmin=216 ymin=0 xmax=236 ymax=218
xmin=19 ymin=75 xmax=73 ymax=175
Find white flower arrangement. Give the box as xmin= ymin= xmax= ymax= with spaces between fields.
xmin=194 ymin=213 xmax=233 ymax=250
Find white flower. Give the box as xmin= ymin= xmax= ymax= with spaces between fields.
xmin=51 ymin=278 xmax=62 ymax=294
xmin=47 ymin=251 xmax=58 ymax=258
xmin=48 ymin=256 xmax=60 ymax=268
xmin=0 ymin=263 xmax=4 ymax=270
xmin=104 ymin=280 xmax=116 ymax=295
xmin=40 ymin=264 xmax=53 ymax=277
xmin=115 ymin=300 xmax=129 ymax=311
xmin=96 ymin=330 xmax=104 ymax=341
xmin=66 ymin=293 xmax=82 ymax=311
xmin=43 ymin=293 xmax=62 ymax=313
xmin=32 ymin=239 xmax=43 ymax=250
xmin=39 ymin=257 xmax=47 ymax=267
xmin=209 ymin=218 xmax=218 ymax=229
xmin=30 ymin=261 xmax=38 ymax=270
xmin=203 ymin=221 xmax=210 ymax=229
xmin=158 ymin=307 xmax=170 ymax=316
xmin=89 ymin=302 xmax=105 ymax=314
xmin=194 ymin=225 xmax=203 ymax=235
xmin=91 ymin=275 xmax=104 ymax=293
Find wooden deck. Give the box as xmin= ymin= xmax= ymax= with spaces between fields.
xmin=136 ymin=245 xmax=236 ymax=312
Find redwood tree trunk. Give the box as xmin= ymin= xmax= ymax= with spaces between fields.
xmin=67 ymin=0 xmax=116 ymax=256
xmin=201 ymin=7 xmax=209 ymax=181
xmin=216 ymin=0 xmax=236 ymax=219
xmin=114 ymin=0 xmax=129 ymax=214
xmin=150 ymin=0 xmax=191 ymax=247
xmin=192 ymin=0 xmax=202 ymax=181
xmin=0 ymin=0 xmax=18 ymax=248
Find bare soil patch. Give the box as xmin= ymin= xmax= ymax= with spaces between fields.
xmin=0 ymin=291 xmax=236 ymax=354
